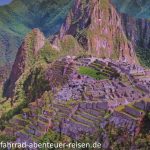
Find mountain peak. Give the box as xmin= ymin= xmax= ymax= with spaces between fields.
xmin=26 ymin=28 xmax=45 ymax=55
xmin=0 ymin=0 xmax=73 ymax=70
xmin=3 ymin=28 xmax=45 ymax=98
xmin=57 ymin=0 xmax=138 ymax=64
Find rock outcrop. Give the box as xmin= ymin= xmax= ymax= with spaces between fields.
xmin=4 ymin=29 xmax=45 ymax=98
xmin=121 ymin=14 xmax=150 ymax=50
xmin=115 ymin=2 xmax=150 ymax=67
xmin=55 ymin=0 xmax=138 ymax=64
xmin=0 ymin=0 xmax=73 ymax=73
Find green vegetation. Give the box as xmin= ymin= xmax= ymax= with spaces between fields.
xmin=26 ymin=31 xmax=37 ymax=66
xmin=40 ymin=129 xmax=72 ymax=150
xmin=142 ymin=112 xmax=150 ymax=134
xmin=99 ymin=0 xmax=109 ymax=10
xmin=112 ymin=34 xmax=125 ymax=60
xmin=0 ymin=135 xmax=16 ymax=149
xmin=60 ymin=35 xmax=84 ymax=56
xmin=0 ymin=0 xmax=73 ymax=67
xmin=23 ymin=65 xmax=50 ymax=101
xmin=40 ymin=129 xmax=99 ymax=150
xmin=101 ymin=106 xmax=150 ymax=149
xmin=0 ymin=62 xmax=51 ymax=130
xmin=39 ymin=37 xmax=85 ymax=63
xmin=0 ymin=100 xmax=27 ymax=130
xmin=137 ymin=47 xmax=150 ymax=68
xmin=0 ymin=68 xmax=30 ymax=130
xmin=39 ymin=42 xmax=59 ymax=63
xmin=78 ymin=66 xmax=107 ymax=80
xmin=0 ymin=85 xmax=4 ymax=100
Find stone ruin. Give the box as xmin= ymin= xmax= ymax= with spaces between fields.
xmin=2 ymin=56 xmax=150 ymax=146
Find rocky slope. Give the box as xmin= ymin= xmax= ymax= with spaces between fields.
xmin=55 ymin=0 xmax=138 ymax=64
xmin=111 ymin=0 xmax=150 ymax=67
xmin=3 ymin=29 xmax=46 ymax=98
xmin=121 ymin=14 xmax=150 ymax=67
xmin=0 ymin=0 xmax=73 ymax=77
xmin=54 ymin=0 xmax=150 ymax=67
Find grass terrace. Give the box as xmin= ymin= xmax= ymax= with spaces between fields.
xmin=78 ymin=66 xmax=107 ymax=80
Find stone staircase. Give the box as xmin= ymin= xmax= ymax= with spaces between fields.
xmin=55 ymin=101 xmax=108 ymax=139
xmin=52 ymin=103 xmax=74 ymax=132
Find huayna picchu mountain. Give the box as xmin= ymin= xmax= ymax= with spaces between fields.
xmin=0 ymin=0 xmax=150 ymax=149
xmin=59 ymin=0 xmax=150 ymax=67
xmin=54 ymin=0 xmax=138 ymax=64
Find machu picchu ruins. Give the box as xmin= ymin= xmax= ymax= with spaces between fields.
xmin=1 ymin=56 xmax=150 ymax=149
xmin=0 ymin=0 xmax=150 ymax=149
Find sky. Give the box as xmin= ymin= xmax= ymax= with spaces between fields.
xmin=0 ymin=0 xmax=12 ymax=6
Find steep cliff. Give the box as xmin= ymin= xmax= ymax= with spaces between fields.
xmin=3 ymin=0 xmax=150 ymax=98
xmin=121 ymin=14 xmax=150 ymax=66
xmin=110 ymin=0 xmax=150 ymax=67
xmin=87 ymin=0 xmax=138 ymax=63
xmin=0 ymin=0 xmax=73 ymax=78
xmin=4 ymin=29 xmax=45 ymax=98
xmin=3 ymin=28 xmax=84 ymax=98
xmin=56 ymin=0 xmax=138 ymax=64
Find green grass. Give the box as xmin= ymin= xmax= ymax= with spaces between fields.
xmin=78 ymin=66 xmax=107 ymax=80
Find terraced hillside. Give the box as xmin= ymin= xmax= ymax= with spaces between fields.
xmin=1 ymin=56 xmax=150 ymax=149
xmin=103 ymin=99 xmax=150 ymax=149
xmin=111 ymin=100 xmax=148 ymax=133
